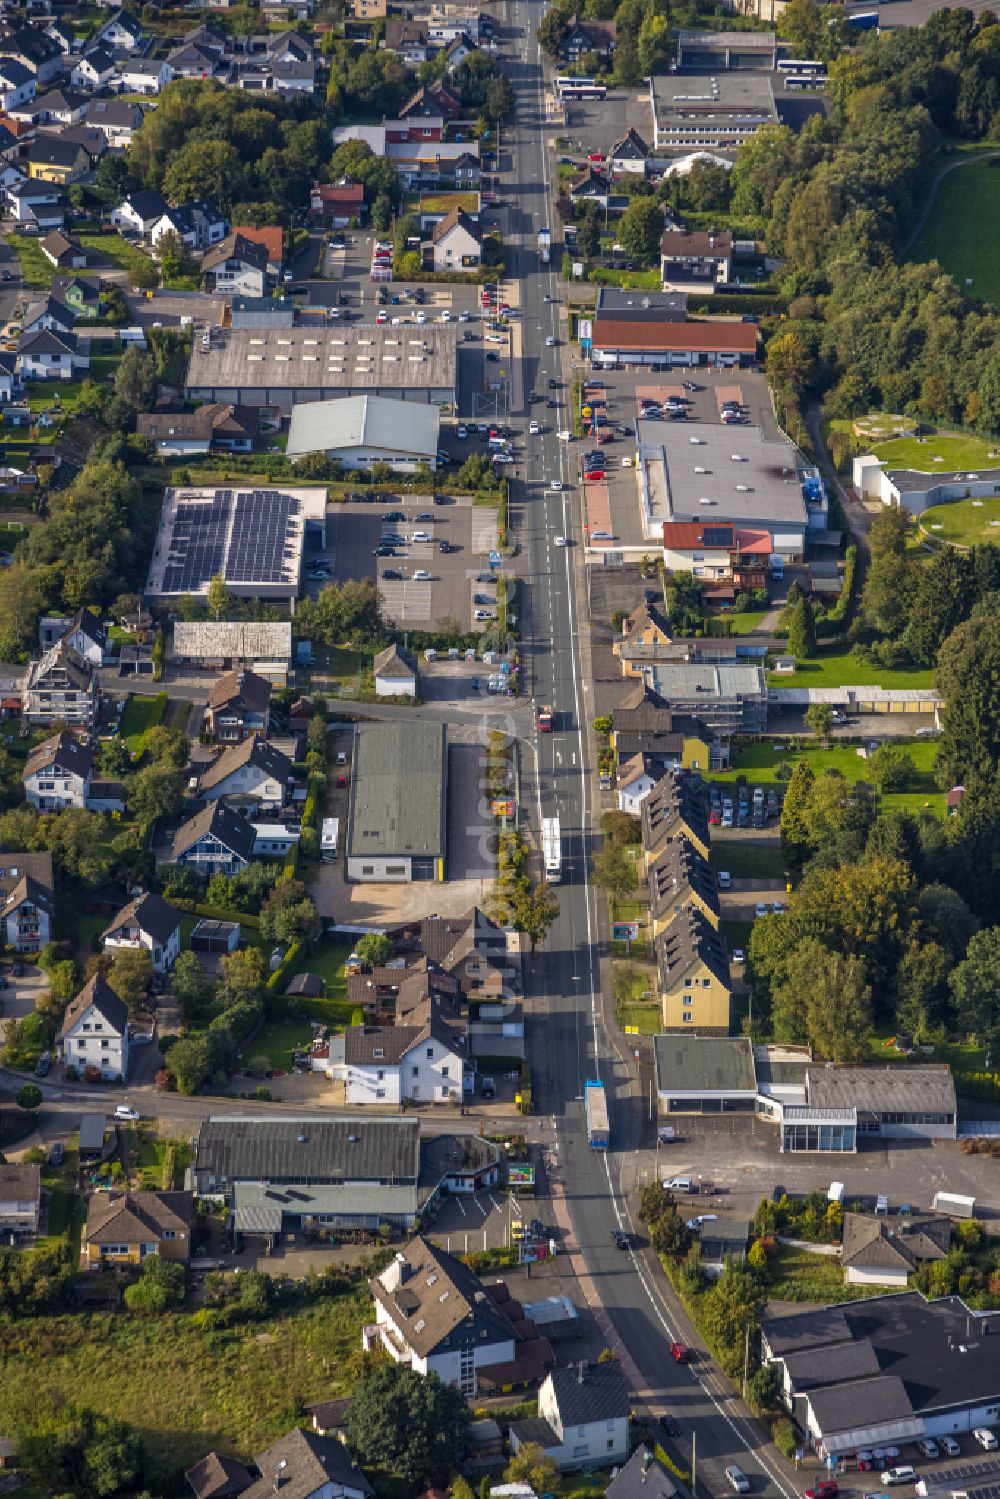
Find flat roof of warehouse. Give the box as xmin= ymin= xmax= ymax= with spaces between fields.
xmin=187 ymin=324 xmax=457 ymax=393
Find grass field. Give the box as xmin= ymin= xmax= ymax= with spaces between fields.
xmin=764 ymin=1244 xmax=856 ymax=1303
xmin=867 ymin=1032 xmax=987 ymax=1075
xmin=120 ymin=691 xmax=167 ymax=754
xmin=713 ymin=739 xmax=944 ymax=816
xmin=909 ymin=160 xmax=1000 ymax=304
xmin=3 ymin=232 xmax=55 ymax=289
xmin=709 ymin=842 xmax=787 ymax=880
xmin=872 ymin=429 xmax=1000 ymax=473
xmin=921 ymin=494 xmax=1000 ymax=546
xmin=765 ymin=646 xmax=935 ymax=691
xmin=726 ymin=610 xmax=768 ymax=636
xmin=0 ymin=1279 xmax=374 ymax=1479
xmin=285 ymin=940 xmax=350 ymax=1001
xmin=247 ymin=1017 xmax=315 ymax=1072
xmin=79 ymin=233 xmax=157 ymax=285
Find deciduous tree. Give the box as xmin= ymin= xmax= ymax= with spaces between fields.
xmin=346 ymin=1364 xmax=470 ymax=1485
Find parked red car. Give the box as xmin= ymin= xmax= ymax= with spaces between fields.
xmin=805 ymin=1485 xmax=838 ymax=1499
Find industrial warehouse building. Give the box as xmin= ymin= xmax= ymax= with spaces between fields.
xmin=346 ymin=720 xmax=448 ymax=882
xmin=145 ymin=486 xmax=327 ymax=607
xmin=654 ymin=1036 xmax=957 ymax=1152
xmin=761 ymin=1294 xmax=1000 ymax=1458
xmin=285 ymin=394 xmax=441 ymax=471
xmin=185 ymin=325 xmax=458 ymax=415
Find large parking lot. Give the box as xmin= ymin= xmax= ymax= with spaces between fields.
xmin=315 ymin=496 xmax=500 ymax=631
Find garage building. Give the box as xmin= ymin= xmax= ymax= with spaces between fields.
xmin=346 ymin=719 xmax=447 ymax=882
xmin=676 ymin=30 xmax=777 ymax=69
xmin=285 ymin=394 xmax=440 ymax=472
xmin=186 ymin=325 xmax=457 ymax=416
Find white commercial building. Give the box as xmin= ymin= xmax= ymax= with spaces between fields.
xmin=285 ymin=394 xmax=440 ymax=472
xmin=853 ymin=454 xmax=1000 ymax=518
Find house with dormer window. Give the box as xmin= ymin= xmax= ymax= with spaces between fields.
xmin=59 ymin=973 xmax=130 ymax=1081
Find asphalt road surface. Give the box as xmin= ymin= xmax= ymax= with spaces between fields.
xmin=503 ymin=8 xmax=800 ymax=1497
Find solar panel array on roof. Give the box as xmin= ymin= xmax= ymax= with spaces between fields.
xmin=228 ymin=489 xmax=297 ymax=583
xmin=161 ymin=492 xmax=232 ymax=594
xmin=702 ymin=524 xmax=734 ymax=547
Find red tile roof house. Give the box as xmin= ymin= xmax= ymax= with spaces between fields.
xmin=310 ymin=179 xmax=366 ymax=227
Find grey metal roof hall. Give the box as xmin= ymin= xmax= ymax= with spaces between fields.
xmin=194 ymin=1114 xmax=421 ymax=1185
xmin=285 ymin=394 xmax=440 ymax=461
xmin=347 ymin=720 xmax=447 ymax=861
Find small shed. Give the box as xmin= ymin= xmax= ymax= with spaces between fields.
xmin=772 ymin=655 xmax=796 ymax=674
xmin=373 ymin=642 xmax=418 ymax=699
xmin=286 ymin=972 xmax=324 ymax=999
xmin=190 ymin=918 xmax=241 ymax=953
xmin=78 ymin=1112 xmax=107 ymax=1160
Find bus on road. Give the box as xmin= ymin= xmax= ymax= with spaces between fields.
xmin=585 ymin=1079 xmax=610 ymax=1148
xmin=542 ymin=816 xmax=561 ymax=883
xmin=554 ymin=76 xmax=608 ymax=99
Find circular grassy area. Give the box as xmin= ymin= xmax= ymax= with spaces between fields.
xmin=852 ymin=412 xmax=918 ymax=441
xmin=921 ymin=494 xmax=1000 ymax=546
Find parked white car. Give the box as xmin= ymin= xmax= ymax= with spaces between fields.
xmin=557 ymin=430 xmax=572 ymax=441
xmin=974 ymin=1430 xmax=998 ymax=1451
xmin=115 ymin=1105 xmax=140 ymax=1122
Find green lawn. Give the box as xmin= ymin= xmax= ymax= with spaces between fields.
xmin=3 ymin=231 xmax=55 ymax=289
xmin=712 ymin=739 xmax=945 ymax=816
xmin=618 ymin=1003 xmax=661 ymax=1034
xmin=285 ymin=940 xmax=350 ymax=1001
xmin=766 ymin=646 xmax=936 ymax=691
xmin=313 ymin=644 xmax=366 ymax=693
xmin=867 ymin=1032 xmax=987 ymax=1075
xmin=721 ymin=918 xmax=753 ymax=954
xmin=921 ymin=494 xmax=1000 ymax=546
xmin=89 ymin=349 xmax=123 ymax=384
xmin=726 ymin=610 xmax=768 ymax=636
xmin=764 ymin=1244 xmax=857 ymax=1303
xmin=120 ymin=691 xmax=167 ymax=754
xmin=710 ymin=842 xmax=787 ymax=881
xmin=78 ymin=233 xmax=157 ymax=285
xmin=0 ymin=1277 xmax=375 ymax=1481
xmin=909 ymin=160 xmax=1000 ymax=304
xmin=66 ymin=908 xmax=110 ymax=957
xmin=872 ymin=428 xmax=1000 ymax=473
xmin=247 ymin=1017 xmax=315 ymax=1072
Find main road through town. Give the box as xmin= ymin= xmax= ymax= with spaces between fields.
xmin=501 ymin=11 xmax=797 ymax=1497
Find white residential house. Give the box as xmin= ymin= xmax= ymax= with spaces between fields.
xmin=367 ymin=1237 xmax=525 ymax=1394
xmin=344 ymin=1019 xmax=469 ymax=1106
xmin=71 ymin=46 xmax=117 ymax=90
xmin=22 ymin=639 xmax=99 ymax=728
xmin=429 ymin=206 xmax=481 ymax=272
xmin=84 ymin=97 xmax=144 ymax=148
xmin=0 ymin=58 xmax=36 ymax=112
xmin=0 ymin=851 xmax=55 ymax=952
xmin=111 ymin=188 xmax=169 ymax=236
xmin=22 ymin=730 xmax=94 ymax=809
xmin=510 ymin=1361 xmax=631 ymax=1470
xmin=150 ymin=199 xmax=227 ymax=251
xmin=117 ymin=58 xmax=172 ymax=94
xmin=616 ymin=752 xmax=665 ymax=815
xmin=197 ymin=736 xmax=292 ymax=806
xmin=38 ymin=607 xmax=109 ymax=664
xmin=17 ymin=327 xmax=87 ymax=380
xmin=59 ymin=974 xmax=130 ymax=1082
xmin=96 ymin=10 xmax=145 ymax=51
xmin=102 ymin=892 xmax=182 ymax=974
